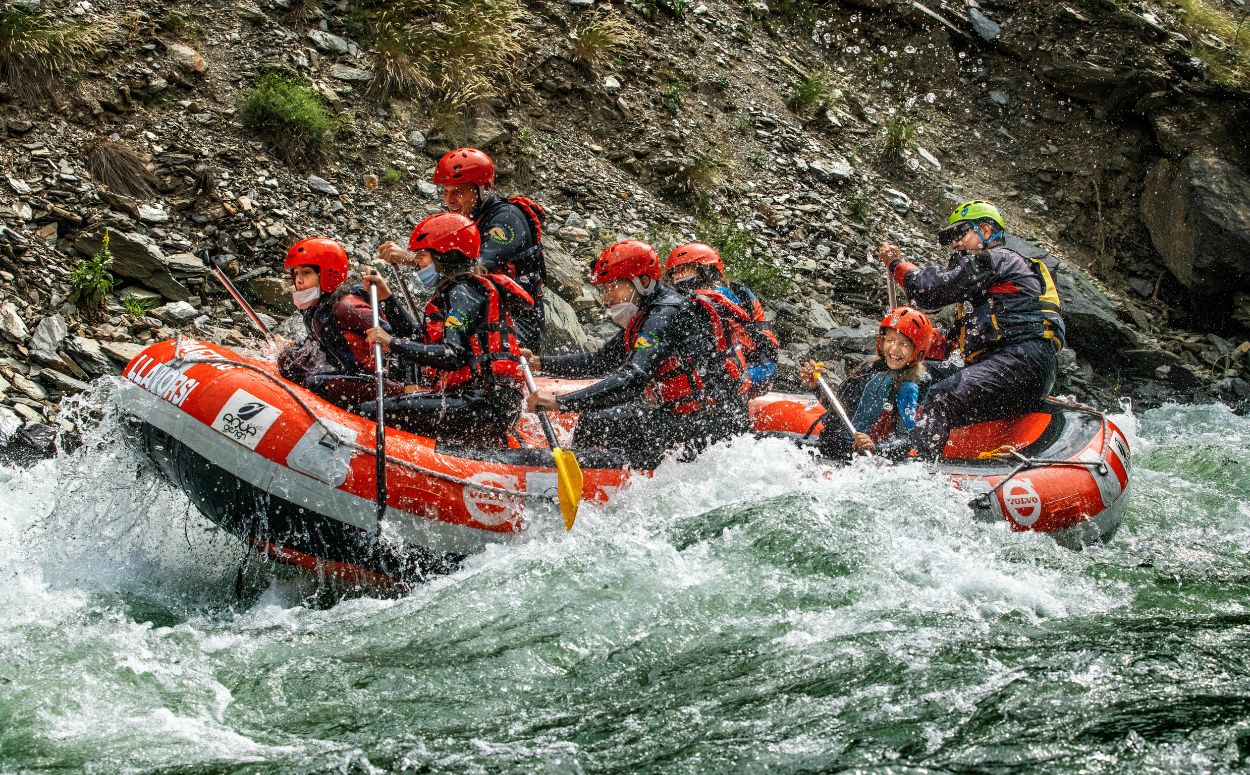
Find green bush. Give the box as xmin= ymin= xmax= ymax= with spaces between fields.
xmin=695 ymin=217 xmax=790 ymax=298
xmin=240 ymin=72 xmax=338 ymax=166
xmin=381 ymin=166 xmax=403 ymax=186
xmin=0 ymin=8 xmax=100 ymax=101
xmin=70 ymin=232 xmax=116 ymax=316
xmin=882 ymin=115 xmax=916 ymax=161
xmin=788 ymin=74 xmax=832 ymax=115
xmin=122 ymin=295 xmax=157 ymax=317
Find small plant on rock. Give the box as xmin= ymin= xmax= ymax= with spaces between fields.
xmin=0 ymin=7 xmax=100 ymax=102
xmin=882 ymin=114 xmax=916 ymax=161
xmin=122 ymin=295 xmax=157 ymax=317
xmin=240 ymin=72 xmax=338 ymax=166
xmin=788 ymin=73 xmax=833 ymax=116
xmin=70 ymin=232 xmax=116 ymax=317
xmin=85 ymin=140 xmax=157 ymax=199
xmin=695 ymin=217 xmax=789 ymax=298
xmin=158 ymin=9 xmax=204 ymax=39
xmin=381 ymin=166 xmax=404 ymax=186
xmin=661 ymin=81 xmax=685 ymax=115
xmin=571 ymin=10 xmax=639 ymax=70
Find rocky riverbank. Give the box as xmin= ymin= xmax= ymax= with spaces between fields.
xmin=2 ymin=0 xmax=1249 ymax=459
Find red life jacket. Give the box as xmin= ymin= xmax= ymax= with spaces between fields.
xmin=423 ymin=273 xmax=534 ymax=391
xmin=696 ymin=288 xmax=761 ymax=368
xmin=725 ymin=281 xmax=780 ymax=348
xmin=625 ymin=294 xmax=747 ymax=415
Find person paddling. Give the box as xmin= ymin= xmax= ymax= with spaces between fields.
xmin=277 ymin=237 xmax=400 ymax=411
xmin=800 ymin=307 xmax=934 ymax=461
xmin=361 ymin=213 xmax=533 ymax=447
xmin=523 ymin=240 xmax=750 ymax=461
xmin=663 ymin=242 xmax=780 ymax=397
xmin=882 ymin=199 xmax=1066 ymax=459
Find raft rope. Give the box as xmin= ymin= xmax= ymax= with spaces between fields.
xmin=166 ymin=346 xmax=551 ymax=502
xmin=970 ymin=444 xmax=1111 ymax=508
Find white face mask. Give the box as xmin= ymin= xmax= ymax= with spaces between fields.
xmin=608 ymin=301 xmax=639 ymax=328
xmin=292 ymin=286 xmax=321 ymax=310
xmin=416 ymin=264 xmax=439 ymax=288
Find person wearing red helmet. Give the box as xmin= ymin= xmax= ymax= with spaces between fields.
xmin=278 ymin=237 xmax=402 ymax=411
xmin=360 ymin=212 xmax=534 ymax=447
xmin=523 ymin=240 xmax=750 ymax=461
xmin=800 ymin=307 xmax=934 ymax=461
xmin=664 ymin=242 xmax=779 ymax=397
xmin=377 ymin=147 xmax=549 ymax=350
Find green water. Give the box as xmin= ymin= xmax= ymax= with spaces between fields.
xmin=3 ymin=402 xmax=1250 ymax=773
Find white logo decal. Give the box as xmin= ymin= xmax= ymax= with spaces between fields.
xmin=211 ymin=389 xmax=280 ymax=450
xmin=463 ymin=471 xmax=524 ymax=527
xmin=1002 ymin=479 xmax=1043 ymax=527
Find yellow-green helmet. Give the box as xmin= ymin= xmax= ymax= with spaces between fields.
xmin=949 ymin=199 xmax=1005 ymax=229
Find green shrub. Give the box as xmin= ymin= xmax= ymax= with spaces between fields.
xmin=1173 ymin=0 xmax=1250 ymax=87
xmin=0 ymin=8 xmax=100 ymax=102
xmin=661 ymin=81 xmax=685 ymax=115
xmin=70 ymin=232 xmax=116 ymax=316
xmin=368 ymin=0 xmax=521 ymax=106
xmin=381 ymin=166 xmax=403 ymax=186
xmin=571 ymin=10 xmax=638 ymax=69
xmin=788 ymin=74 xmax=832 ymax=115
xmin=695 ymin=217 xmax=790 ymax=298
xmin=122 ymin=295 xmax=157 ymax=317
xmin=846 ymin=190 xmax=873 ymax=223
xmin=631 ymin=0 xmax=687 ymax=21
xmin=882 ymin=115 xmax=916 ymax=161
xmin=159 ymin=9 xmax=204 ymax=39
xmin=240 ymin=72 xmax=338 ymax=166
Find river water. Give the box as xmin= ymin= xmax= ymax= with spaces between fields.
xmin=2 ymin=394 xmax=1249 ymax=773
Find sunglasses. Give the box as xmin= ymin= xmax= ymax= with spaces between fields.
xmin=937 ymin=222 xmax=975 ymax=247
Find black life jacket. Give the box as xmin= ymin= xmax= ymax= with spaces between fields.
xmin=957 ymin=248 xmax=1066 ymax=363
xmin=625 ymin=293 xmax=747 ymax=415
xmin=306 ymin=285 xmax=377 ymax=375
xmin=423 ymin=273 xmax=534 ymax=391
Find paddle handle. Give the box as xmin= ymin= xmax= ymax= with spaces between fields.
xmin=368 ymin=282 xmax=388 ymax=528
xmin=814 ymin=371 xmax=857 ymax=437
xmin=518 ymin=357 xmax=561 ymax=447
xmin=887 ymin=276 xmax=898 ymax=312
xmin=204 ymin=252 xmax=276 ymax=345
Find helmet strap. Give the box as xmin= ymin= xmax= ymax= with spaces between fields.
xmin=631 ymin=277 xmax=656 ymax=297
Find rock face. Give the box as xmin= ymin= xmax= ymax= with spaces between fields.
xmin=1141 ymin=154 xmax=1250 ymax=295
xmin=72 ymin=230 xmax=194 ymax=301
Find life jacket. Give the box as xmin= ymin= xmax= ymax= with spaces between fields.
xmin=724 ymin=281 xmax=780 ymax=350
xmin=956 ymin=248 xmax=1066 ymax=363
xmin=863 ymin=371 xmax=929 ymax=442
xmin=695 ymin=288 xmax=760 ymax=369
xmin=422 ymin=273 xmax=534 ymax=391
xmin=625 ymin=293 xmax=747 ymax=415
xmin=475 ymin=194 xmax=547 ymax=284
xmin=307 ymin=286 xmax=378 ymax=375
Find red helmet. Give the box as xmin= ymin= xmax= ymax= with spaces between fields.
xmin=590 ymin=240 xmax=661 ymax=285
xmin=877 ymin=306 xmax=934 ymax=365
xmin=408 ymin=212 xmax=481 ymax=259
xmin=433 ymin=148 xmax=495 ymax=187
xmin=284 ymin=237 xmax=349 ymax=294
xmin=664 ymin=242 xmax=725 ymax=277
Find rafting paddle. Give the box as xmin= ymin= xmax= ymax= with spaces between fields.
xmin=366 ymin=273 xmax=389 ymax=538
xmin=203 ymin=251 xmax=277 ymax=347
xmin=811 ymin=363 xmax=858 ymax=437
xmin=519 ymin=358 xmax=583 ymax=530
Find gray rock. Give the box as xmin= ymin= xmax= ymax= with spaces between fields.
xmin=416 ymin=180 xmax=438 ymax=197
xmin=307 ymin=29 xmax=351 ymax=54
xmin=824 ymin=321 xmax=879 ymax=355
xmin=407 ymin=130 xmax=426 ymax=150
xmin=0 ymin=406 xmax=20 ymax=446
xmin=245 ymin=277 xmax=296 ymax=314
xmin=166 ymin=42 xmax=206 ymax=73
xmin=72 ymin=230 xmax=192 ymax=301
xmin=330 ymin=63 xmax=374 ymax=82
xmin=881 ymin=188 xmax=911 ymax=214
xmin=151 ymin=301 xmax=199 ymax=324
xmin=968 ymin=7 xmax=1001 ymax=41
xmin=989 ymin=90 xmax=1010 ymax=107
xmin=544 ymin=242 xmax=590 ymax=302
xmin=11 ymin=372 xmax=47 ymax=401
xmin=138 ymin=203 xmax=169 ymax=223
xmin=64 ymin=336 xmax=115 ymax=377
xmin=805 ymin=300 xmax=837 ymax=334
xmin=0 ymin=301 xmax=29 ymax=343
xmin=1141 ymin=153 xmax=1250 ymax=294
xmin=306 ymin=175 xmax=340 ymax=196
xmin=807 ymin=155 xmax=854 ymax=184
xmin=100 ymin=340 xmax=148 ymax=364
xmin=41 ymin=368 xmax=90 ymax=395
xmin=28 ymin=314 xmax=68 ymax=355
xmin=543 ymin=292 xmax=591 ymax=354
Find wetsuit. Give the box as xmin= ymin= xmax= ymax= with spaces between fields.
xmin=891 ymin=245 xmax=1066 ymax=459
xmin=716 ymin=281 xmax=778 ymax=395
xmin=473 ymin=192 xmax=545 ymax=351
xmin=359 ymin=271 xmax=531 ymax=447
xmin=279 ymin=284 xmax=401 ymax=411
xmin=818 ymin=368 xmax=929 ymax=462
xmin=541 ymin=283 xmax=750 ymax=460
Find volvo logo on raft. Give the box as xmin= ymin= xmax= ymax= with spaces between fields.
xmin=210 ymin=389 xmax=281 ymax=450
xmin=1002 ymin=479 xmax=1043 ymax=527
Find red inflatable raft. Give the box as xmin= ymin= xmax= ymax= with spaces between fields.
xmin=116 ymin=338 xmax=1131 ymax=587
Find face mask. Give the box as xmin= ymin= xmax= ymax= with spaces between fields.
xmin=292 ymin=286 xmax=321 ymax=310
xmin=608 ymin=301 xmax=639 ymax=328
xmin=416 ymin=264 xmax=439 ymax=288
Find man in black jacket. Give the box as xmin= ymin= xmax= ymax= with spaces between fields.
xmin=524 ymin=240 xmax=750 ymax=460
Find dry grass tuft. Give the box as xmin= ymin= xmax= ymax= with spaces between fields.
xmin=0 ymin=7 xmax=100 ymax=102
xmin=368 ymin=0 xmax=522 ymax=106
xmin=86 ymin=140 xmax=158 ymax=199
xmin=570 ymin=10 xmax=639 ymax=70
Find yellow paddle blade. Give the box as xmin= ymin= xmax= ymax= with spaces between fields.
xmin=551 ymin=446 xmax=583 ymax=530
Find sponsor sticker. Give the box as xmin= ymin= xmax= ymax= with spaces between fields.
xmin=125 ymin=354 xmax=200 ymax=408
xmin=210 ymin=389 xmax=281 ymax=450
xmin=1001 ymin=478 xmax=1043 ymax=527
xmin=463 ymin=471 xmax=524 ymax=527
xmin=486 ymin=224 xmax=515 ymax=244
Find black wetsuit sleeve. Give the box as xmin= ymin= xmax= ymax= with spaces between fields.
xmin=556 ymin=303 xmax=685 ymax=413
xmin=388 ymin=283 xmax=484 ymax=370
xmin=541 ymin=329 xmax=629 ymax=378
xmin=898 ymin=252 xmax=995 ymax=308
xmin=477 ymin=206 xmax=534 ymax=274
xmin=381 ymin=297 xmax=422 ymax=339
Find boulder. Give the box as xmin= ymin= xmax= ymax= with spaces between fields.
xmin=543 ymin=292 xmax=591 ymax=354
xmin=543 ymin=242 xmax=590 ymax=301
xmin=245 ymin=276 xmax=297 ymax=314
xmin=72 ymin=230 xmax=192 ymax=301
xmin=28 ymin=314 xmax=68 ymax=356
xmin=63 ymin=336 xmax=115 ymax=377
xmin=100 ymin=341 xmax=148 ymax=364
xmin=0 ymin=301 xmax=29 ymax=343
xmin=0 ymin=406 xmax=20 ymax=446
xmin=1141 ymin=154 xmax=1250 ymax=295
